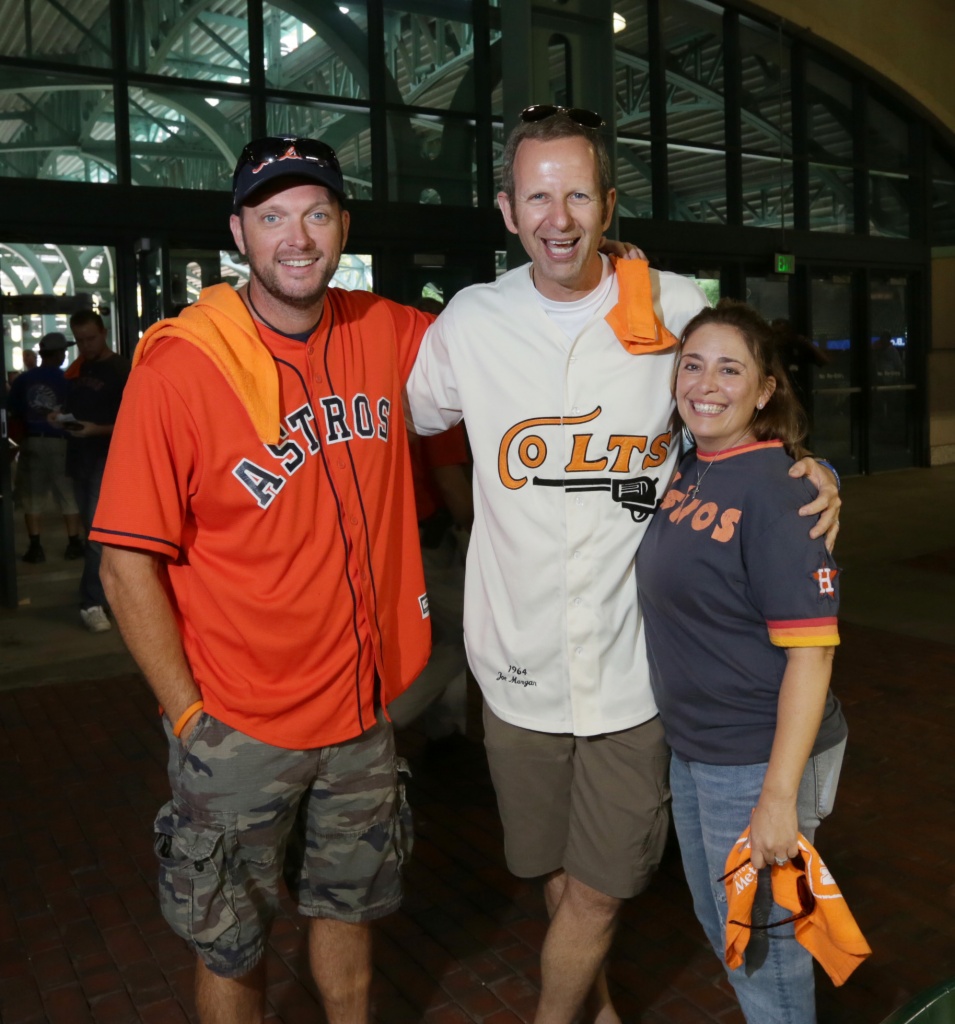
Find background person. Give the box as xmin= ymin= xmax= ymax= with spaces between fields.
xmin=64 ymin=309 xmax=130 ymax=632
xmin=6 ymin=331 xmax=83 ymax=563
xmin=637 ymin=300 xmax=847 ymax=1024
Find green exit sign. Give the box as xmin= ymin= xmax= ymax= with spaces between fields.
xmin=775 ymin=252 xmax=796 ymax=274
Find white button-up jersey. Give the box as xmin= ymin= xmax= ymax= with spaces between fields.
xmin=406 ymin=263 xmax=708 ymax=736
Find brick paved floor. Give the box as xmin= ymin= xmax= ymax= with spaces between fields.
xmin=1 ymin=619 xmax=953 ymax=1023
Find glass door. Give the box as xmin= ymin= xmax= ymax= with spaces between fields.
xmin=868 ymin=273 xmax=918 ymax=471
xmin=809 ymin=271 xmax=862 ymax=476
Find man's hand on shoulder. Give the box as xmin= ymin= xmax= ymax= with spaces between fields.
xmin=790 ymin=458 xmax=841 ymax=551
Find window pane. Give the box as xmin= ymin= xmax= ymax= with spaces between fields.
xmin=868 ymin=171 xmax=910 ymax=238
xmin=868 ymin=97 xmax=908 ymax=173
xmin=739 ymin=16 xmax=791 ymax=156
xmin=0 ymin=0 xmax=111 ymax=68
xmin=869 ymin=273 xmax=916 ymax=471
xmin=267 ymin=103 xmax=372 ymax=201
xmin=614 ymin=0 xmax=650 ymax=136
xmin=384 ymin=4 xmax=475 ymax=112
xmin=811 ymin=272 xmax=860 ymax=475
xmin=615 ymin=137 xmax=653 ymax=219
xmin=808 ymin=163 xmax=853 ymax=233
xmin=0 ymin=68 xmax=116 ymax=183
xmin=662 ymin=261 xmax=721 ymax=304
xmin=806 ymin=60 xmax=853 ymax=165
xmin=129 ymin=87 xmax=250 ymax=190
xmin=741 ymin=153 xmax=792 ymax=229
xmin=668 ymin=146 xmax=726 ymax=224
xmin=263 ymin=2 xmax=368 ymax=98
xmin=489 ymin=19 xmax=503 ymax=117
xmin=930 ymin=145 xmax=955 ymax=246
xmin=1 ymin=243 xmax=116 ymax=371
xmin=491 ymin=120 xmax=504 ymax=192
xmin=746 ymin=274 xmax=790 ymax=322
xmin=661 ymin=0 xmax=724 ymax=147
xmin=387 ymin=113 xmax=475 ymax=205
xmin=127 ymin=0 xmax=250 ymax=84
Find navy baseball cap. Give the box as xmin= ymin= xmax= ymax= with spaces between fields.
xmin=38 ymin=331 xmax=68 ymax=353
xmin=232 ymin=136 xmax=346 ymax=210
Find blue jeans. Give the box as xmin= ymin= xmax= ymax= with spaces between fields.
xmin=670 ymin=740 xmax=846 ymax=1024
xmin=72 ymin=454 xmax=108 ymax=610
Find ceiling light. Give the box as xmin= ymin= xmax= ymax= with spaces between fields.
xmin=613 ymin=12 xmax=626 ymax=33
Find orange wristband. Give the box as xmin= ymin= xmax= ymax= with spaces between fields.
xmin=172 ymin=700 xmax=204 ymax=738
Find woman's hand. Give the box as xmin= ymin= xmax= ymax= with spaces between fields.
xmin=749 ymin=796 xmax=800 ymax=870
xmin=597 ymin=237 xmax=647 ymax=261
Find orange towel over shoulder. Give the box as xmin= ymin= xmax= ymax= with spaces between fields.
xmin=724 ymin=827 xmax=872 ymax=986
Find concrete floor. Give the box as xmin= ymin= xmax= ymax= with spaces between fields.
xmin=1 ymin=465 xmax=953 ymax=1023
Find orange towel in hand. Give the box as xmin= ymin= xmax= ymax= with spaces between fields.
xmin=723 ymin=827 xmax=871 ymax=986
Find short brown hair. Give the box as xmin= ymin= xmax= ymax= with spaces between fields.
xmin=69 ymin=308 xmax=106 ymax=333
xmin=673 ymin=299 xmax=810 ymax=460
xmin=499 ymin=113 xmax=613 ymax=213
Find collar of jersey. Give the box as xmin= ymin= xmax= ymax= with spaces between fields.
xmin=696 ymin=438 xmax=784 ymax=463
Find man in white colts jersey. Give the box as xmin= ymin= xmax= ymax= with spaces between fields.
xmin=405 ymin=105 xmax=840 ymax=1024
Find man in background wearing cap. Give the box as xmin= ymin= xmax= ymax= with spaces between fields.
xmin=94 ymin=138 xmax=432 ymax=1023
xmin=6 ymin=331 xmax=84 ymax=564
xmin=63 ymin=309 xmax=130 ymax=634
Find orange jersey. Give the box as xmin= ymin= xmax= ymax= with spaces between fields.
xmin=91 ymin=284 xmax=432 ymax=749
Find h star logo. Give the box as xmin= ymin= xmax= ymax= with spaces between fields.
xmin=812 ymin=565 xmax=839 ymax=597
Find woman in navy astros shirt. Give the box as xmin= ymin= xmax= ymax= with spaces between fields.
xmin=637 ymin=300 xmax=847 ymax=1024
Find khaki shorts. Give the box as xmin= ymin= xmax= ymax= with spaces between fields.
xmin=17 ymin=435 xmax=79 ymax=515
xmin=154 ymin=713 xmax=412 ymax=978
xmin=483 ymin=704 xmax=670 ymax=899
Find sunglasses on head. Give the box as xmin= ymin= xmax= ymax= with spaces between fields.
xmin=233 ymin=136 xmax=341 ymax=185
xmin=520 ymin=104 xmax=606 ymax=129
xmin=720 ymin=851 xmax=816 ymax=930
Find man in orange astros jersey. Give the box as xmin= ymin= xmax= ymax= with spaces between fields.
xmin=94 ymin=138 xmax=432 ymax=1024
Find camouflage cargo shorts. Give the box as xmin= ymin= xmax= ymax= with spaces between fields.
xmin=153 ymin=713 xmax=413 ymax=978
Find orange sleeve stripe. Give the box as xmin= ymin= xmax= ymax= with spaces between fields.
xmin=768 ymin=618 xmax=840 ymax=648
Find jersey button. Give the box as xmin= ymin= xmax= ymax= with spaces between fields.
xmin=573 ymin=550 xmax=581 ymax=560
xmin=575 ymin=646 xmax=584 ymax=656
xmin=338 ymin=458 xmax=346 ymax=469
xmin=350 ymin=515 xmax=359 ymax=525
xmin=314 ymin=374 xmax=323 ymax=383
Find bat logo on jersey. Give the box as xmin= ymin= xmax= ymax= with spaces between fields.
xmin=533 ymin=474 xmax=660 ymax=522
xmin=497 ymin=406 xmax=672 ymax=520
xmin=232 ymin=394 xmax=391 ymax=508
